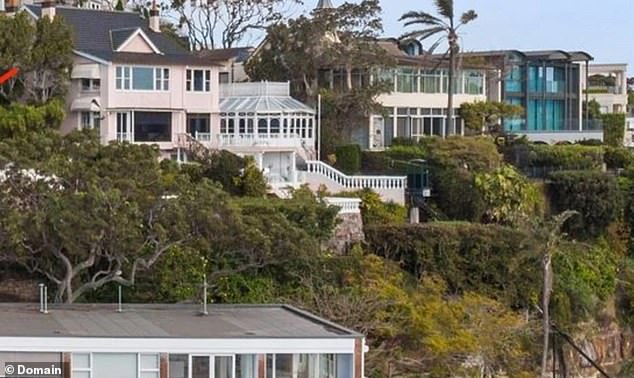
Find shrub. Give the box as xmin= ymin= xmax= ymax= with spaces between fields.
xmin=602 ymin=113 xmax=626 ymax=147
xmin=548 ymin=171 xmax=623 ymax=238
xmin=604 ymin=147 xmax=634 ymax=170
xmin=434 ymin=167 xmax=486 ymax=221
xmin=365 ymin=222 xmax=542 ymax=309
xmin=334 ymin=144 xmax=362 ymax=174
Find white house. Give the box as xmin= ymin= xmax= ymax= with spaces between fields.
xmin=0 ymin=302 xmax=365 ymax=378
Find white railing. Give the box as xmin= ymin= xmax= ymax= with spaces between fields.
xmin=116 ymin=133 xmax=133 ymax=142
xmin=323 ymin=197 xmax=362 ymax=214
xmin=305 ymin=161 xmax=407 ymax=190
xmin=218 ymin=134 xmax=311 ymax=148
xmin=195 ymin=131 xmax=212 ymax=142
xmin=220 ymin=81 xmax=290 ymax=97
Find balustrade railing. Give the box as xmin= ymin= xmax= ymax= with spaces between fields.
xmin=195 ymin=132 xmax=212 ymax=142
xmin=305 ymin=161 xmax=406 ymax=190
xmin=323 ymin=197 xmax=362 ymax=214
xmin=218 ymin=134 xmax=309 ymax=148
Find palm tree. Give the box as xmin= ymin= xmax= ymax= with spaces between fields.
xmin=400 ymin=0 xmax=477 ymax=136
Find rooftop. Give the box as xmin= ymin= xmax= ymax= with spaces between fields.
xmin=459 ymin=49 xmax=594 ymax=62
xmin=219 ymin=82 xmax=315 ymax=114
xmin=0 ymin=303 xmax=361 ymax=339
xmin=23 ymin=5 xmax=212 ymax=65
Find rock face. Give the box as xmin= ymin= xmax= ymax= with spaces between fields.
xmin=555 ymin=322 xmax=633 ymax=377
xmin=326 ymin=212 xmax=364 ymax=253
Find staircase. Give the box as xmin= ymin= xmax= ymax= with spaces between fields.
xmin=303 ymin=161 xmax=407 ymax=205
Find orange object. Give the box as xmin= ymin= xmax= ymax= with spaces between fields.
xmin=0 ymin=67 xmax=19 ymax=85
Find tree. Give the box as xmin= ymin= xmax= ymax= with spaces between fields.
xmin=459 ymin=101 xmax=523 ymax=134
xmin=400 ymin=0 xmax=477 ymax=136
xmin=475 ymin=164 xmax=542 ymax=226
xmin=0 ymin=12 xmax=73 ymax=104
xmin=166 ymin=0 xmax=299 ymax=50
xmin=246 ymin=0 xmax=394 ymax=152
xmin=534 ymin=211 xmax=576 ymax=378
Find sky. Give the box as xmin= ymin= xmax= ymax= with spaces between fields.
xmin=295 ymin=0 xmax=634 ymax=75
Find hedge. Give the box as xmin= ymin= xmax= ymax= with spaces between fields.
xmin=602 ymin=113 xmax=626 ymax=147
xmin=504 ymin=144 xmax=604 ymax=173
xmin=334 ymin=144 xmax=362 ymax=174
xmin=365 ymin=222 xmax=541 ymax=308
xmin=604 ymin=147 xmax=634 ymax=170
xmin=548 ymin=170 xmax=623 ymax=238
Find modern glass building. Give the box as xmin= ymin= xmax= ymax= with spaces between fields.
xmin=464 ymin=50 xmax=594 ymax=138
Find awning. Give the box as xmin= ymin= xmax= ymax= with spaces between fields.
xmin=71 ymin=97 xmax=101 ymax=112
xmin=71 ymin=64 xmax=100 ymax=79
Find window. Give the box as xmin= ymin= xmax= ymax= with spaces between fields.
xmin=258 ymin=119 xmax=268 ymax=135
xmin=155 ymin=68 xmax=169 ymax=91
xmin=219 ymin=72 xmax=230 ymax=84
xmin=93 ymin=353 xmax=137 ymax=378
xmin=236 ymin=355 xmax=256 ymax=378
xmin=81 ymin=78 xmax=100 ymax=92
xmin=80 ymin=111 xmax=101 ymax=131
xmin=72 ymin=353 xmax=91 ymax=378
xmin=116 ymin=66 xmax=131 ymax=90
xmin=188 ymin=114 xmax=210 ymax=139
xmin=319 ymin=354 xmax=336 ymax=378
xmin=139 ymin=354 xmax=160 ymax=378
xmin=275 ymin=354 xmax=292 ymax=378
xmin=187 ymin=69 xmax=211 ymax=92
xmin=192 ymin=356 xmax=210 ymax=378
xmin=396 ymin=67 xmax=417 ymax=93
xmin=421 ymin=69 xmax=442 ymax=93
xmin=215 ymin=356 xmax=234 ymax=378
xmin=116 ymin=66 xmax=170 ymax=91
xmin=169 ymin=355 xmax=188 ymax=378
xmin=134 ymin=112 xmax=172 ymax=142
xmin=464 ymin=71 xmax=484 ymax=95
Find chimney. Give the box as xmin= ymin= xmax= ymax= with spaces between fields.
xmin=149 ymin=0 xmax=160 ymax=33
xmin=41 ymin=0 xmax=55 ymax=20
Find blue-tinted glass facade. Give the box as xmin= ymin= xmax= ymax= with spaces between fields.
xmin=503 ymin=58 xmax=581 ymax=133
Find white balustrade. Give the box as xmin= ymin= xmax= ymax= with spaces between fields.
xmin=116 ymin=133 xmax=133 ymax=142
xmin=323 ymin=197 xmax=362 ymax=214
xmin=218 ymin=134 xmax=311 ymax=148
xmin=220 ymin=82 xmax=290 ymax=97
xmin=195 ymin=132 xmax=212 ymax=142
xmin=305 ymin=161 xmax=407 ymax=190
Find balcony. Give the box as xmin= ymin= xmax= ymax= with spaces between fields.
xmin=220 ymin=82 xmax=290 ymax=97
xmin=218 ymin=134 xmax=308 ymax=148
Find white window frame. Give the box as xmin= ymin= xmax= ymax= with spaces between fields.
xmin=80 ymin=78 xmax=100 ymax=92
xmin=186 ymin=68 xmax=211 ymax=92
xmin=116 ymin=65 xmax=170 ymax=92
xmin=139 ymin=353 xmax=160 ymax=378
xmin=72 ymin=353 xmax=92 ymax=378
xmin=79 ymin=111 xmax=101 ymax=130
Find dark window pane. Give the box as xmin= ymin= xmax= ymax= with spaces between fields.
xmin=134 ymin=112 xmax=172 ymax=142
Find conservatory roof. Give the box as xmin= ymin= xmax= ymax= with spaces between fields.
xmin=220 ymin=96 xmax=316 ymax=115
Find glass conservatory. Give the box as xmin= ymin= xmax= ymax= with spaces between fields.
xmin=218 ymin=82 xmax=316 ymax=148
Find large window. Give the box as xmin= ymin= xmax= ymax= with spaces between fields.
xmin=72 ymin=353 xmax=151 ymax=378
xmin=187 ymin=114 xmax=210 ymax=140
xmin=134 ymin=112 xmax=172 ymax=142
xmin=116 ymin=66 xmax=169 ymax=91
xmin=464 ymin=71 xmax=484 ymax=95
xmin=396 ymin=67 xmax=417 ymax=93
xmin=169 ymin=354 xmax=188 ymax=378
xmin=421 ymin=69 xmax=442 ymax=93
xmin=187 ymin=69 xmax=211 ymax=92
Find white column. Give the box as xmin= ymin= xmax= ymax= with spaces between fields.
xmin=256 ymin=153 xmax=264 ymax=170
xmin=291 ymin=151 xmax=297 ymax=184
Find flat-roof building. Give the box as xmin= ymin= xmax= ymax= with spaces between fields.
xmin=0 ymin=303 xmax=365 ymax=378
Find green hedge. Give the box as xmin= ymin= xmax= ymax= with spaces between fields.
xmin=604 ymin=147 xmax=634 ymax=170
xmin=548 ymin=171 xmax=623 ymax=238
xmin=365 ymin=222 xmax=541 ymax=308
xmin=504 ymin=144 xmax=604 ymax=174
xmin=602 ymin=113 xmax=626 ymax=147
xmin=334 ymin=144 xmax=362 ymax=174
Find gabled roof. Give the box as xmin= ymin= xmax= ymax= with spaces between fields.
xmin=23 ymin=5 xmax=205 ymax=64
xmin=196 ymin=47 xmax=255 ymax=63
xmin=315 ymin=0 xmax=334 ymax=9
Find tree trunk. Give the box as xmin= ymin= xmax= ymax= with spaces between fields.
xmin=541 ymin=253 xmax=552 ymax=378
xmin=447 ymin=45 xmax=455 ymax=136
